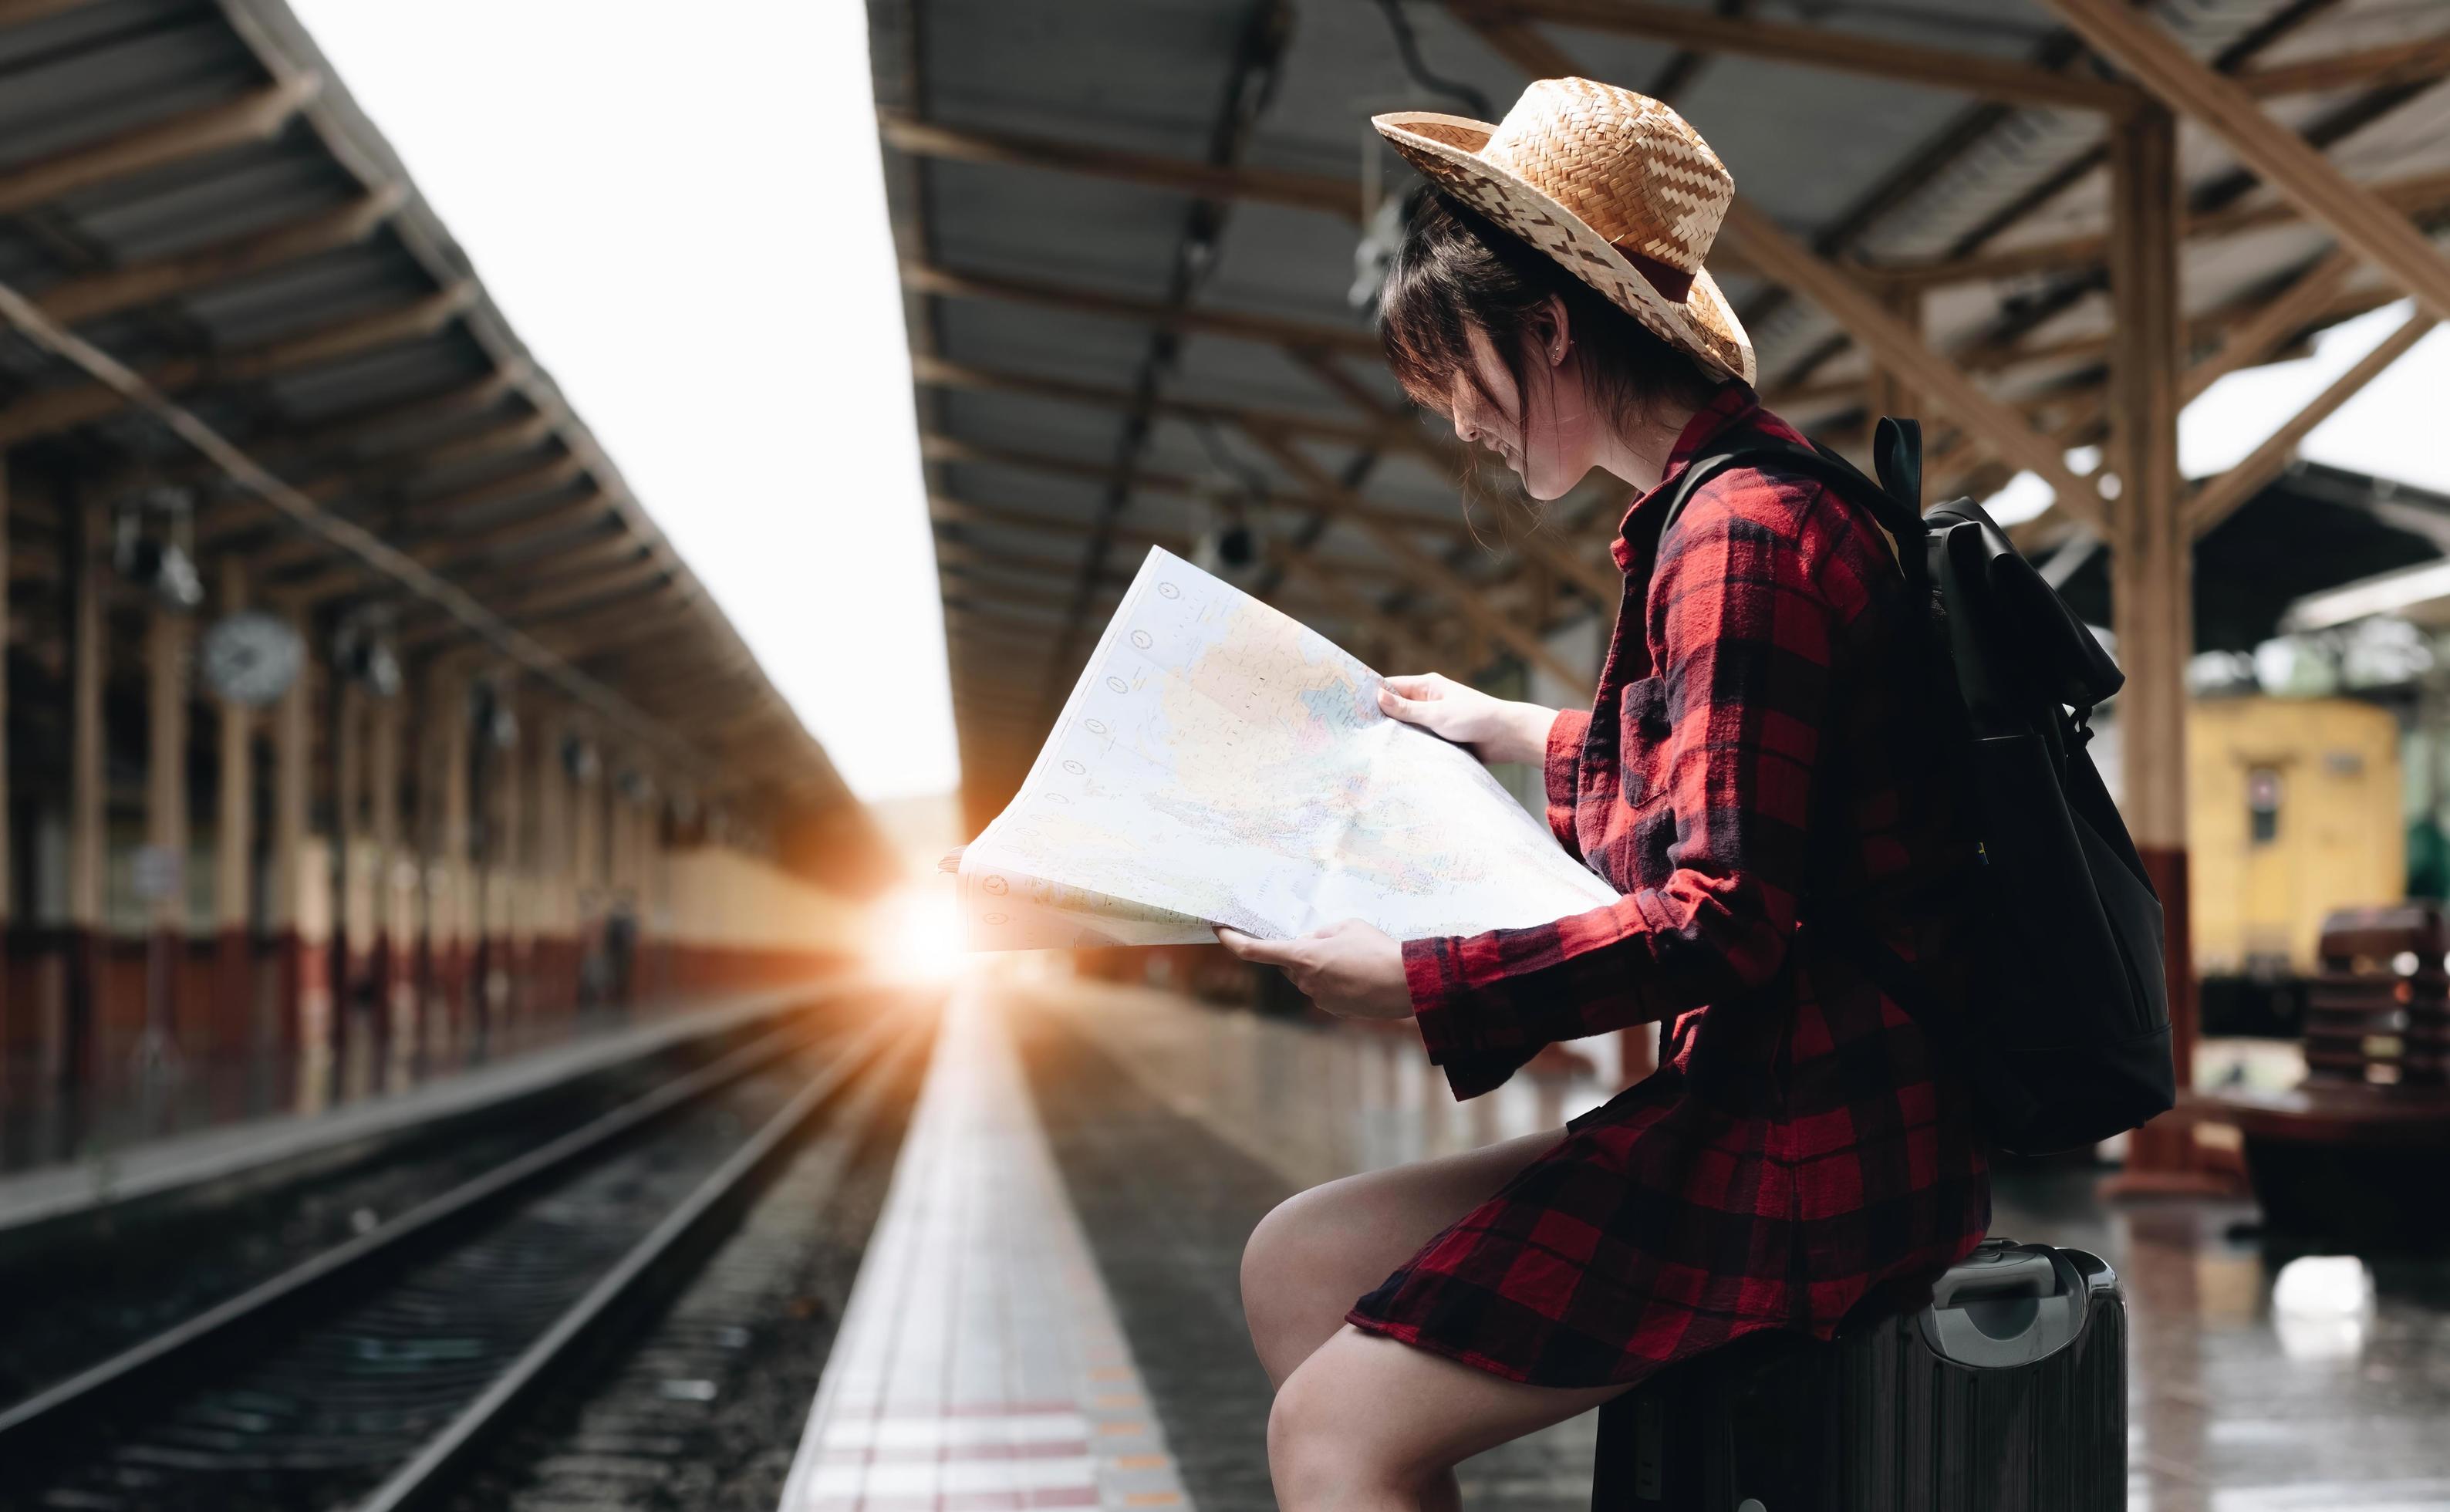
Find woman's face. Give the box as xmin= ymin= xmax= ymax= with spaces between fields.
xmin=1445 ymin=302 xmax=1603 ymax=501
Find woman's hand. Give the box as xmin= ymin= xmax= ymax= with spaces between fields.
xmin=1378 ymin=673 xmax=1555 ymax=766
xmin=1216 ymin=920 xmax=1412 ymax=1021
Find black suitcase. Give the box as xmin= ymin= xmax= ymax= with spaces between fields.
xmin=1591 ymin=1240 xmax=2125 ymax=1512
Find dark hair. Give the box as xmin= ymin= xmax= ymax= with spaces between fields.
xmin=1377 ymin=190 xmax=1720 ymax=439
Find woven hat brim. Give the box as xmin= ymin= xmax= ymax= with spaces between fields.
xmin=1372 ymin=110 xmax=1755 ymax=386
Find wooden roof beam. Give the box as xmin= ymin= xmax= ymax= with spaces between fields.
xmin=1469 ymin=0 xmax=2142 ymax=114
xmin=37 ymin=185 xmax=407 ymax=326
xmin=920 ymin=430 xmax=1476 ymax=541
xmin=2232 ymin=32 xmax=2450 ymax=100
xmin=902 ymin=262 xmax=1380 ymax=357
xmin=243 ymin=448 xmax=582 ymax=575
xmin=0 ymin=74 xmax=323 ymax=217
xmin=0 ymin=282 xmax=476 ymax=446
xmin=2041 ymin=0 xmax=2450 ymax=322
xmin=879 ymin=111 xmax=1360 ymax=221
xmin=909 ymin=353 xmax=1409 ymax=452
xmin=930 ymin=492 xmax=1193 ymax=552
xmin=1862 ymin=164 xmax=2450 ymax=290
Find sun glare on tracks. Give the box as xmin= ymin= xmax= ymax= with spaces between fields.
xmin=874 ymin=879 xmax=967 ymax=981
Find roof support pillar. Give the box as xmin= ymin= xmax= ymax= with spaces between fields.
xmin=434 ymin=662 xmax=474 ymax=1051
xmin=2101 ymin=106 xmax=2212 ymax=1191
xmin=368 ymin=682 xmax=407 ymax=1069
xmin=327 ymin=675 xmax=363 ymax=1078
xmin=145 ymin=592 xmax=192 ymax=1065
xmin=269 ymin=602 xmax=318 ymax=1079
xmin=0 ymin=457 xmax=10 ymax=1055
xmin=532 ymin=704 xmax=575 ymax=1020
xmin=64 ymin=491 xmax=105 ymax=1098
xmin=212 ymin=560 xmax=256 ymax=1067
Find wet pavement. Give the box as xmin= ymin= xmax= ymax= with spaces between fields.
xmin=1004 ymin=966 xmax=2450 ymax=1512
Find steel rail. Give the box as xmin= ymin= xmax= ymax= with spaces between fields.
xmin=0 ymin=1003 xmax=886 ymax=1460
xmin=353 ymin=1003 xmax=933 ymax=1511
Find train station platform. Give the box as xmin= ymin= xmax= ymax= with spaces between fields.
xmin=0 ymin=980 xmax=841 ymax=1244
xmin=782 ymin=966 xmax=2450 ymax=1512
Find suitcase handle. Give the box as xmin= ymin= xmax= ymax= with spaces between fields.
xmin=1920 ymin=1245 xmax=2091 ymax=1369
xmin=1928 ymin=1250 xmax=2057 ymax=1309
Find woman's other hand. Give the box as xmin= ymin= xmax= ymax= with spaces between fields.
xmin=1377 ymin=673 xmax=1556 ymax=765
xmin=1216 ymin=920 xmax=1411 ymax=1021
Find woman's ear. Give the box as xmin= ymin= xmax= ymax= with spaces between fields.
xmin=1541 ymin=293 xmax=1573 ymax=368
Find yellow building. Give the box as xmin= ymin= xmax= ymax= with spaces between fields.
xmin=2188 ymin=697 xmax=2405 ymax=976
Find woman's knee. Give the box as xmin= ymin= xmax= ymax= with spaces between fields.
xmin=1240 ymin=1184 xmax=1353 ymax=1379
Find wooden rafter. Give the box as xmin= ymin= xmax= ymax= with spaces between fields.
xmin=0 ymin=283 xmax=476 ymax=446
xmin=2043 ymin=0 xmax=2450 ymax=320
xmin=1861 ymin=164 xmax=2450 ymax=291
xmin=903 ymin=262 xmax=1379 ymax=356
xmin=879 ymin=112 xmax=1357 ymax=221
xmin=1462 ymin=0 xmax=2142 ymax=114
xmin=920 ymin=430 xmax=1476 ymax=541
xmin=0 ymin=74 xmax=324 ymax=217
xmin=910 ymin=353 xmax=1403 ymax=451
xmin=37 ymin=186 xmax=407 ymax=326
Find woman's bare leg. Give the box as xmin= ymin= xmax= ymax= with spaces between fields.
xmin=1271 ymin=1325 xmax=1627 ymax=1512
xmin=1240 ymin=1127 xmax=1564 ymax=1387
xmin=1240 ymin=1127 xmax=1567 ymax=1512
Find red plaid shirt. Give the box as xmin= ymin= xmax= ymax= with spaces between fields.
xmin=1348 ymin=386 xmax=1990 ymax=1387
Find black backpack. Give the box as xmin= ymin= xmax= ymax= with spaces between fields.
xmin=1652 ymin=417 xmax=2176 ymax=1155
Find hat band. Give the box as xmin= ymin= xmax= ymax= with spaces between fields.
xmin=1611 ymin=243 xmax=1696 ymax=304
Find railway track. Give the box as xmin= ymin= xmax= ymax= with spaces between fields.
xmin=0 ymin=989 xmax=936 ymax=1512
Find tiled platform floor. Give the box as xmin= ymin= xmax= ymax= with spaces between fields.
xmin=786 ymin=966 xmax=2450 ymax=1512
xmin=777 ymin=983 xmax=1192 ymax=1512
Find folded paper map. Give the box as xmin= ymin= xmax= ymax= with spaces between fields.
xmin=957 ymin=548 xmax=1618 ymax=950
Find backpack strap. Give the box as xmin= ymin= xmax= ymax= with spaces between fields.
xmin=1646 ymin=417 xmax=1929 ymax=596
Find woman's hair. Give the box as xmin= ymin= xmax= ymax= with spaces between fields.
xmin=1377 ymin=190 xmax=1720 ymax=437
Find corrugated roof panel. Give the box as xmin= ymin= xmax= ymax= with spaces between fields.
xmin=0 ymin=15 xmax=260 ymax=168
xmin=57 ymin=137 xmax=361 ymax=263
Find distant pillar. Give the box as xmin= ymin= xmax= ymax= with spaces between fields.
xmin=0 ymin=455 xmax=11 ymax=1055
xmin=63 ymin=493 xmax=106 ymax=1099
xmin=328 ymin=678 xmax=363 ymax=1068
xmin=493 ymin=704 xmax=525 ymax=1031
xmin=532 ymin=707 xmax=570 ymax=1018
xmin=146 ymin=600 xmax=192 ymax=1062
xmin=368 ymin=689 xmax=405 ymax=1068
xmin=438 ymin=663 xmax=474 ymax=1046
xmin=213 ymin=560 xmax=256 ymax=1068
xmin=2104 ymin=105 xmax=2212 ymax=1192
xmin=570 ymin=730 xmax=601 ymax=1013
xmin=270 ymin=602 xmax=314 ymax=1066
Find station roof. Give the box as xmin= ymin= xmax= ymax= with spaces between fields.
xmin=868 ymin=0 xmax=2450 ymax=820
xmin=0 ymin=0 xmax=882 ymax=880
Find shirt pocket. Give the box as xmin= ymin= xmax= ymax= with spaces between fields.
xmin=1615 ymin=673 xmax=1674 ymax=815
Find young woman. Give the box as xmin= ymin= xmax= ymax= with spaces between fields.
xmin=1216 ymin=79 xmax=1991 ymax=1510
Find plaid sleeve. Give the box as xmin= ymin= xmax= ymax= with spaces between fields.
xmin=1544 ymin=707 xmax=1592 ymax=857
xmin=1407 ymin=482 xmax=1844 ymax=1085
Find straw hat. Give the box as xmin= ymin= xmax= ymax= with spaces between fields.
xmin=1374 ymin=77 xmax=1754 ymax=385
